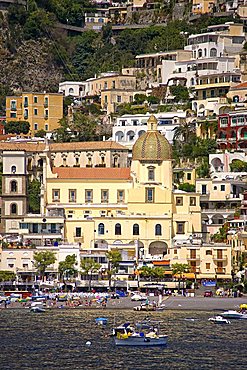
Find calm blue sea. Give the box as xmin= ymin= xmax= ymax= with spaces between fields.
xmin=0 ymin=309 xmax=246 ymax=370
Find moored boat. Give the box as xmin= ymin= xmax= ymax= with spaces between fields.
xmin=30 ymin=306 xmax=45 ymax=313
xmin=208 ymin=316 xmax=231 ymax=324
xmin=95 ymin=317 xmax=108 ymax=326
xmin=220 ymin=310 xmax=247 ymax=319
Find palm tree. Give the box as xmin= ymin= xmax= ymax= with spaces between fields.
xmin=106 ymin=250 xmax=122 ymax=290
xmin=172 ymin=263 xmax=190 ymax=294
xmin=81 ymin=258 xmax=101 ymax=291
xmin=173 ymin=120 xmax=196 ymax=145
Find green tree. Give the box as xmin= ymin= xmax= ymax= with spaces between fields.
xmin=196 ymin=160 xmax=210 ymax=178
xmin=33 ymin=251 xmax=56 ymax=281
xmin=170 ymin=85 xmax=190 ymax=103
xmin=34 ymin=129 xmax=46 ymax=138
xmin=134 ymin=94 xmax=147 ymax=105
xmin=230 ymin=160 xmax=247 ymax=172
xmin=28 ymin=179 xmax=41 ymax=213
xmin=178 ymin=183 xmax=195 ymax=192
xmin=81 ymin=258 xmax=101 ymax=291
xmin=5 ymin=121 xmax=30 ymax=135
xmin=211 ymin=224 xmax=229 ymax=243
xmin=0 ymin=271 xmax=16 ymax=282
xmin=172 ymin=263 xmax=190 ymax=293
xmin=59 ymin=254 xmax=77 ymax=289
xmin=105 ymin=250 xmax=122 ymax=289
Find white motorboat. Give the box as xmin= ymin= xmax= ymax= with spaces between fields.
xmin=208 ymin=316 xmax=231 ymax=324
xmin=220 ymin=310 xmax=247 ymax=320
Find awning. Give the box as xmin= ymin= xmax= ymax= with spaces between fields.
xmin=153 ymin=260 xmax=170 ymax=266
xmin=174 ymin=273 xmax=195 ymax=279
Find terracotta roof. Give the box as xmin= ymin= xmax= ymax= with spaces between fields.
xmin=0 ymin=141 xmax=127 ymax=152
xmin=49 ymin=141 xmax=127 ymax=151
xmin=52 ymin=167 xmax=132 ymax=180
xmin=230 ymin=82 xmax=247 ymax=90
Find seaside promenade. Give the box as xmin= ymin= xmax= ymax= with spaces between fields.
xmin=1 ymin=295 xmax=247 ymax=311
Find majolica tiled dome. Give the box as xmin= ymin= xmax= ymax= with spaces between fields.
xmin=132 ymin=115 xmax=172 ymax=161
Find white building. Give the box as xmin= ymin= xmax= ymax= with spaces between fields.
xmin=111 ymin=112 xmax=186 ymax=148
xmin=59 ymin=81 xmax=89 ymax=97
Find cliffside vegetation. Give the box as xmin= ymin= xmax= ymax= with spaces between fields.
xmin=0 ymin=0 xmax=236 ymax=111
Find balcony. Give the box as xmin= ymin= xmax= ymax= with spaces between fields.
xmin=213 ymin=254 xmax=228 ymax=261
xmin=187 ymin=254 xmax=200 ymax=261
xmin=215 ymin=267 xmax=226 ymax=274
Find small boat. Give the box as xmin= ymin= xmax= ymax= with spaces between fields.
xmin=208 ymin=316 xmax=231 ymax=324
xmin=30 ymin=306 xmax=45 ymax=313
xmin=220 ymin=310 xmax=247 ymax=320
xmin=95 ymin=317 xmax=108 ymax=326
xmin=112 ymin=322 xmax=168 ymax=347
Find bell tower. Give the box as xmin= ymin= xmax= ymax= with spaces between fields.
xmin=1 ymin=150 xmax=28 ymax=235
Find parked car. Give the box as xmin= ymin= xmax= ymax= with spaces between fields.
xmin=204 ymin=290 xmax=213 ymax=297
xmin=131 ymin=294 xmax=147 ymax=301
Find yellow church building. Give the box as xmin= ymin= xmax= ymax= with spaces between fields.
xmin=44 ymin=116 xmax=202 ymax=260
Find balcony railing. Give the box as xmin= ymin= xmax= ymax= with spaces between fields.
xmin=215 ymin=267 xmax=226 ymax=274
xmin=187 ymin=255 xmax=200 ymax=261
xmin=213 ymin=255 xmax=228 ymax=261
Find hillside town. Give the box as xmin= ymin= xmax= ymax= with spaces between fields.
xmin=0 ymin=0 xmax=247 ymax=298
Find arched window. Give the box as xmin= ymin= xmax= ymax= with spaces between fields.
xmin=11 ymin=165 xmax=16 ymax=173
xmin=10 ymin=203 xmax=17 ymax=215
xmin=198 ymin=49 xmax=202 ymax=58
xmin=148 ymin=167 xmax=155 ymax=181
xmin=98 ymin=223 xmax=105 ymax=235
xmin=155 ymin=224 xmax=162 ymax=236
xmin=133 ymin=224 xmax=139 ymax=236
xmin=204 ymin=48 xmax=207 ymax=57
xmin=69 ymin=88 xmax=74 ymax=95
xmin=10 ymin=180 xmax=17 ymax=192
xmin=115 ymin=223 xmax=121 ymax=235
xmin=210 ymin=48 xmax=217 ymax=57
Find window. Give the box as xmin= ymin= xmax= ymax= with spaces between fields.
xmin=10 ymin=181 xmax=17 ymax=193
xmin=69 ymin=189 xmax=76 ymax=202
xmin=117 ymin=95 xmax=121 ymax=103
xmin=133 ymin=224 xmax=139 ymax=235
xmin=104 ymin=96 xmax=107 ymax=103
xmin=52 ymin=189 xmax=60 ymax=202
xmin=44 ymin=109 xmax=48 ymax=119
xmin=98 ymin=223 xmax=105 ymax=235
xmin=44 ymin=97 xmax=48 ymax=107
xmin=213 ymin=186 xmax=217 ymax=190
xmin=206 ymin=263 xmax=210 ymax=269
xmin=85 ymin=189 xmax=93 ymax=203
xmin=10 ymin=203 xmax=17 ymax=215
xmin=148 ymin=167 xmax=155 ymax=181
xmin=11 ymin=166 xmax=16 ymax=174
xmin=24 ymin=109 xmax=28 ymax=119
xmin=10 ymin=112 xmax=16 ymax=118
xmin=176 ymin=197 xmax=183 ymax=206
xmin=177 ymin=222 xmax=185 ymax=234
xmin=210 ymin=48 xmax=217 ymax=57
xmin=206 ymin=250 xmax=212 ymax=255
xmin=10 ymin=100 xmax=16 ymax=110
xmin=34 ymin=96 xmax=38 ymax=104
xmin=45 ymin=124 xmax=48 ymax=131
xmin=174 ymin=249 xmax=177 ymax=255
xmin=34 ymin=108 xmax=38 ymax=116
xmin=198 ymin=49 xmax=202 ymax=58
xmin=155 ymin=224 xmax=162 ymax=236
xmin=104 ymin=82 xmax=107 ymax=89
xmin=24 ymin=96 xmax=28 ymax=107
xmin=69 ymin=88 xmax=74 ymax=95
xmin=146 ymin=188 xmax=154 ymax=203
xmin=190 ymin=197 xmax=196 ymax=206
xmin=115 ymin=223 xmax=121 ymax=235
xmin=221 ymin=185 xmax=225 ymax=191
xmin=101 ymin=189 xmax=109 ymax=203
xmin=187 ymin=173 xmax=191 ymax=181
xmin=117 ymin=190 xmax=125 ymax=203
xmin=75 ymin=227 xmax=81 ymax=237
xmin=202 ymin=185 xmax=207 ymax=195
xmin=34 ymin=123 xmax=38 ymax=131
xmin=112 ymin=81 xmax=116 ymax=89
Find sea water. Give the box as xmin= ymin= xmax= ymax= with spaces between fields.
xmin=0 ymin=309 xmax=246 ymax=370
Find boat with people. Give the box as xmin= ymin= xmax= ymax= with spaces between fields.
xmin=112 ymin=321 xmax=168 ymax=347
xmin=220 ymin=310 xmax=247 ymax=320
xmin=208 ymin=316 xmax=231 ymax=324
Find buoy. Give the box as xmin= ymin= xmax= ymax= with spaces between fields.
xmin=86 ymin=341 xmax=91 ymax=346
